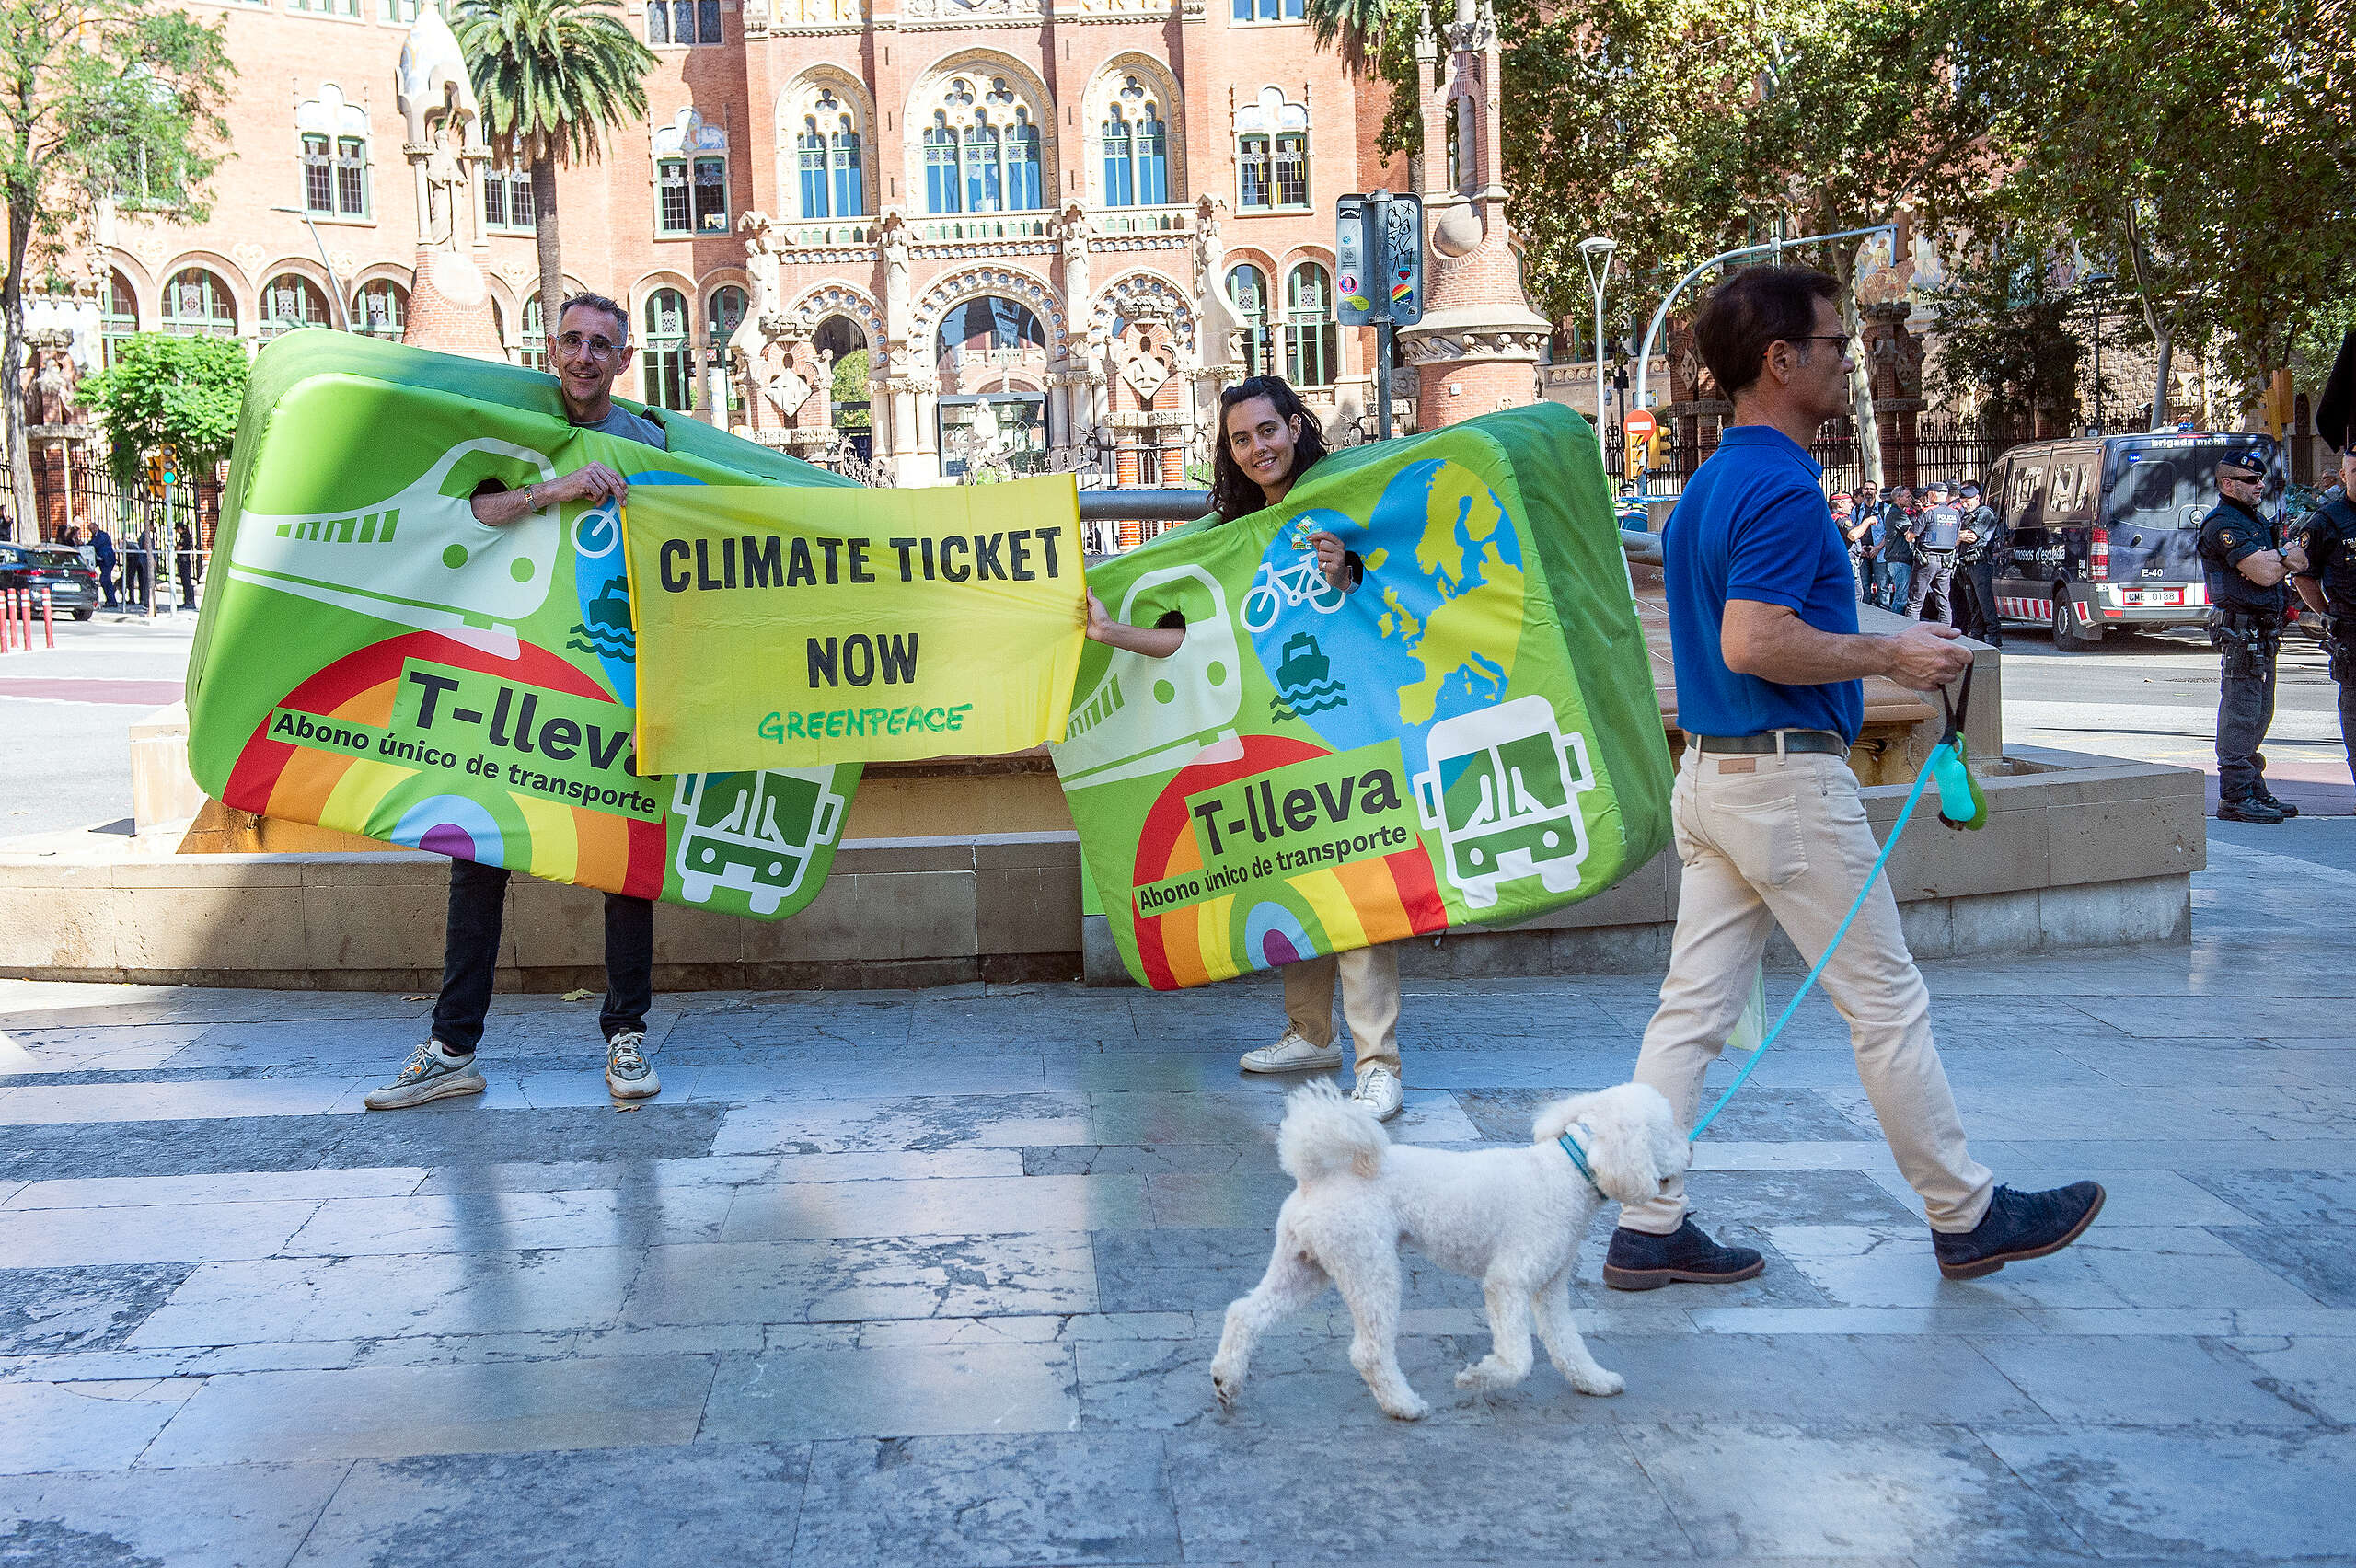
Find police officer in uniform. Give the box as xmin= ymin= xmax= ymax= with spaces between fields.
xmin=1906 ymin=480 xmax=1964 ymax=623
xmin=2291 ymin=441 xmax=2356 ymax=791
xmin=2200 ymin=451 xmax=2304 ymax=824
xmin=1955 ymin=480 xmax=2004 ymax=646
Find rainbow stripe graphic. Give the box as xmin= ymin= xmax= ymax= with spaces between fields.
xmin=1128 ymin=734 xmax=1445 ymax=990
xmin=222 ymin=629 xmax=664 ymax=897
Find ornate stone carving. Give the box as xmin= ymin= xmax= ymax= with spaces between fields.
xmin=762 ymin=364 xmax=814 ymax=417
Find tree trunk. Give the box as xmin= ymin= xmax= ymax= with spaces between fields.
xmin=3 ymin=199 xmax=35 ymax=531
xmin=2121 ymin=197 xmax=2170 ymax=432
xmin=1834 ymin=249 xmax=1883 ymax=488
xmin=531 ymin=149 xmax=563 ymax=352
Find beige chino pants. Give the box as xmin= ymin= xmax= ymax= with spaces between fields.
xmin=1622 ymin=744 xmax=1994 ymax=1235
xmin=1283 ymin=943 xmax=1402 ymax=1075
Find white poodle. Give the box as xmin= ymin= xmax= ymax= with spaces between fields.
xmin=1210 ymin=1079 xmax=1687 ymax=1421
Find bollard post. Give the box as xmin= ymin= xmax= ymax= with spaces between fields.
xmin=41 ymin=588 xmax=55 ymax=649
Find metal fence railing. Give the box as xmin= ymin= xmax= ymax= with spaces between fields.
xmin=29 ymin=459 xmax=217 ymax=614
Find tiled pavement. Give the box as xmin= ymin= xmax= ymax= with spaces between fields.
xmin=2 ymin=840 xmax=2352 ymax=1564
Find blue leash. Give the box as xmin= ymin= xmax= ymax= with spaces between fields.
xmin=1684 ymin=745 xmax=1947 ymax=1143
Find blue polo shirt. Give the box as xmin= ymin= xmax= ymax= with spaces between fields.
xmin=1662 ymin=425 xmax=1864 ymax=744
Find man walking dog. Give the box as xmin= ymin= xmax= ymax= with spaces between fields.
xmin=1604 ymin=266 xmax=2104 ymax=1289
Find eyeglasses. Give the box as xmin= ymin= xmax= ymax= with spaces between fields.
xmin=1783 ymin=335 xmax=1854 ymax=349
xmin=557 ymin=332 xmax=621 ymax=359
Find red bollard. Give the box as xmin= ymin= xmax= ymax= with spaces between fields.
xmin=41 ymin=587 xmax=55 ymax=649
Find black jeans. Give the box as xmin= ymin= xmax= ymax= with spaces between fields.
xmin=432 ymin=859 xmax=653 ymax=1052
xmin=1958 ymin=560 xmax=2003 ymax=643
xmin=2215 ymin=631 xmax=2280 ymax=804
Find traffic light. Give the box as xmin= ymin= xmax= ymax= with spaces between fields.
xmin=1647 ymin=428 xmax=1673 ymax=467
xmin=2265 ymin=370 xmax=2294 ymax=438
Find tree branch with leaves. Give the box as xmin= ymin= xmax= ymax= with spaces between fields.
xmin=2 ymin=0 xmax=232 ymax=527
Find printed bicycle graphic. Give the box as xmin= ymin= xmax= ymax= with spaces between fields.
xmin=1242 ymin=553 xmax=1348 ymax=633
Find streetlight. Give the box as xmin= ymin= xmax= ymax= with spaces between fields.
xmin=270 ymin=206 xmax=352 ymax=331
xmin=2084 ymin=270 xmax=2115 ymax=434
xmin=1578 ymin=236 xmax=1617 ymax=463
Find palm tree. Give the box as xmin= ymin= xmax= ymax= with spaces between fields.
xmin=455 ymin=0 xmax=654 ymax=348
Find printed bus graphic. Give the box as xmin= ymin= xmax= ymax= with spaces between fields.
xmin=671 ymin=767 xmax=847 ymax=916
xmin=1411 ymin=695 xmax=1593 ymax=909
xmin=1056 ymin=564 xmax=1243 ymax=790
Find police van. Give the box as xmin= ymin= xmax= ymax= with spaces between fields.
xmin=1985 ymin=432 xmax=2284 ymax=650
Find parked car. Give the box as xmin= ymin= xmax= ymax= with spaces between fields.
xmin=0 ymin=543 xmax=101 ymax=620
xmin=1984 ymin=432 xmax=2284 ymax=651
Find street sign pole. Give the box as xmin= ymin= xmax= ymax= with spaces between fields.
xmin=1337 ymin=190 xmax=1422 ymax=444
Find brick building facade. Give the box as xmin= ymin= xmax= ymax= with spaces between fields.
xmin=68 ymin=0 xmax=1469 ymax=485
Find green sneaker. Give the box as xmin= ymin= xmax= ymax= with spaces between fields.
xmin=364 ymin=1040 xmax=486 ymax=1111
xmin=606 ymin=1031 xmax=661 ymax=1100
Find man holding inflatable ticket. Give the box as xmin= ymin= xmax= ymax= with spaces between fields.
xmin=367 ymin=294 xmax=672 ymax=1111
xmin=1086 ymin=375 xmax=1414 ymax=1123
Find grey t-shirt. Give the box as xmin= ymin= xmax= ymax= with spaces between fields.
xmin=572 ymin=402 xmax=669 ymax=452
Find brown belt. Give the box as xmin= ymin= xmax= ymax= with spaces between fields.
xmin=1693 ymin=731 xmax=1847 ymax=755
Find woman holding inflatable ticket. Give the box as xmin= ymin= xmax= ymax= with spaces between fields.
xmin=1085 ymin=375 xmax=1412 ymax=1122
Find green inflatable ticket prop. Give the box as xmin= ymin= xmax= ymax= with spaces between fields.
xmin=1053 ymin=401 xmax=1672 ymax=989
xmin=187 ymin=329 xmax=863 ymax=920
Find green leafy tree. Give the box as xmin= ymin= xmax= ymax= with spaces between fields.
xmin=78 ymin=330 xmax=247 ymax=487
xmin=456 ymin=0 xmax=655 ymax=333
xmin=1947 ymin=0 xmax=2356 ymax=424
xmin=831 ymin=348 xmax=871 ymax=427
xmin=1923 ymin=234 xmax=2093 ymax=437
xmin=1 ymin=0 xmax=232 ymax=524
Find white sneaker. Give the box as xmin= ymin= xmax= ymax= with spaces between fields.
xmin=1239 ymin=1028 xmax=1345 ymax=1074
xmin=364 ymin=1040 xmax=486 ymax=1111
xmin=1351 ymin=1063 xmax=1404 ymax=1122
xmin=606 ymin=1031 xmax=661 ymax=1100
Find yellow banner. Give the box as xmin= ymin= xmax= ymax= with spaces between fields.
xmin=624 ymin=476 xmax=1086 ymax=772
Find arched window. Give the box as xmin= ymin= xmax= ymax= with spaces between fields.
xmin=795 ymin=87 xmax=865 ymax=220
xmin=260 ymin=273 xmax=330 ymax=338
xmin=354 ymin=279 xmax=408 ymax=340
xmin=1237 ymin=89 xmax=1309 ymax=212
xmin=964 ymin=122 xmax=1001 ymax=213
xmin=100 ymin=270 xmax=139 ymax=368
xmin=1006 ymin=110 xmax=1042 ymax=211
xmin=296 ymin=85 xmax=370 ymax=219
xmin=831 ymin=114 xmax=864 ymax=216
xmin=1138 ymin=108 xmax=1168 ymax=203
xmin=924 ymin=114 xmax=961 ymax=214
xmin=1227 ymin=264 xmax=1271 ymax=377
xmin=653 ymin=110 xmax=728 ymax=236
xmin=484 ymin=168 xmax=535 ymax=232
xmin=707 ymin=286 xmax=747 ymax=416
xmin=1099 ymin=78 xmax=1170 ymax=208
xmin=162 ymin=268 xmax=237 ymax=337
xmin=708 ymin=284 xmax=747 ymax=346
xmin=642 ymin=287 xmax=693 ymax=410
xmin=1101 ymin=112 xmax=1132 ymax=207
xmin=1284 ymin=261 xmax=1334 ymax=387
xmin=798 ymin=116 xmax=830 ymax=218
xmin=521 ymin=294 xmax=547 ymax=370
xmin=918 ymin=75 xmax=1045 ymax=216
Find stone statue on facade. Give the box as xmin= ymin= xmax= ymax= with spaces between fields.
xmin=1057 ymin=202 xmax=1092 ymax=320
xmin=29 ymin=346 xmax=81 ymax=429
xmin=396 ymin=4 xmax=483 ymax=246
xmin=879 ymin=211 xmax=912 ymax=347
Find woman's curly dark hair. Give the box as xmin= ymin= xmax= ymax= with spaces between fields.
xmin=1209 ymin=375 xmax=1331 ymax=522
